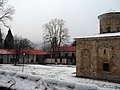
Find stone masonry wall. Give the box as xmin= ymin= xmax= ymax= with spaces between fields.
xmin=76 ymin=37 xmax=120 ymax=83
xmin=98 ymin=12 xmax=120 ymax=33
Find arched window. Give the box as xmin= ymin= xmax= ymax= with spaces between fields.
xmin=107 ymin=26 xmax=111 ymax=33
xmin=104 ymin=49 xmax=106 ymax=54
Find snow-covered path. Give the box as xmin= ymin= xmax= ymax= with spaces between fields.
xmin=0 ymin=64 xmax=120 ymax=90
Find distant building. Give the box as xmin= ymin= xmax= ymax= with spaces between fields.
xmin=0 ymin=49 xmax=48 ymax=64
xmin=75 ymin=12 xmax=120 ymax=83
xmin=38 ymin=46 xmax=76 ymax=65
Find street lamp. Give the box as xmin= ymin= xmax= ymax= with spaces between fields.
xmin=22 ymin=52 xmax=25 ymax=72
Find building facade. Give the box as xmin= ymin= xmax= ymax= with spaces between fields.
xmin=0 ymin=49 xmax=48 ymax=64
xmin=76 ymin=12 xmax=120 ymax=83
xmin=38 ymin=46 xmax=76 ymax=65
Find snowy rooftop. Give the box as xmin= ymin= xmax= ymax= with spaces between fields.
xmin=75 ymin=32 xmax=120 ymax=39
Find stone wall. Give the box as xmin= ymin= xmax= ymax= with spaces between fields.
xmin=76 ymin=36 xmax=120 ymax=83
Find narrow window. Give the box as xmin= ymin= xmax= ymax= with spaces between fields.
xmin=104 ymin=49 xmax=106 ymax=54
xmin=60 ymin=58 xmax=62 ymax=62
xmin=100 ymin=28 xmax=102 ymax=33
xmin=55 ymin=59 xmax=57 ymax=62
xmin=31 ymin=59 xmax=33 ymax=62
xmin=107 ymin=26 xmax=111 ymax=33
xmin=65 ymin=53 xmax=68 ymax=57
xmin=52 ymin=53 xmax=55 ymax=58
xmin=117 ymin=27 xmax=119 ymax=32
xmin=103 ymin=63 xmax=109 ymax=71
xmin=72 ymin=53 xmax=75 ymax=57
xmin=59 ymin=53 xmax=61 ymax=58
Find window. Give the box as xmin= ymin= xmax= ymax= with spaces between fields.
xmin=60 ymin=58 xmax=62 ymax=62
xmin=107 ymin=26 xmax=111 ymax=33
xmin=103 ymin=63 xmax=109 ymax=71
xmin=72 ymin=53 xmax=75 ymax=57
xmin=117 ymin=27 xmax=119 ymax=32
xmin=58 ymin=53 xmax=61 ymax=58
xmin=31 ymin=59 xmax=33 ymax=62
xmin=65 ymin=53 xmax=68 ymax=57
xmin=104 ymin=49 xmax=106 ymax=54
xmin=52 ymin=53 xmax=55 ymax=58
xmin=55 ymin=59 xmax=57 ymax=62
xmin=100 ymin=28 xmax=102 ymax=32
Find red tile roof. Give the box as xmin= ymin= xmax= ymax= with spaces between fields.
xmin=0 ymin=49 xmax=48 ymax=55
xmin=22 ymin=49 xmax=48 ymax=55
xmin=0 ymin=49 xmax=16 ymax=54
xmin=59 ymin=46 xmax=76 ymax=52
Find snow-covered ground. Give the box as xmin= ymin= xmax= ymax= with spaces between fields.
xmin=0 ymin=64 xmax=120 ymax=90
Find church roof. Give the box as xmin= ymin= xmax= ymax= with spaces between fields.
xmin=75 ymin=32 xmax=120 ymax=39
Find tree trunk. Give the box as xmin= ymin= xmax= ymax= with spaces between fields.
xmin=54 ymin=52 xmax=57 ymax=64
xmin=14 ymin=55 xmax=17 ymax=66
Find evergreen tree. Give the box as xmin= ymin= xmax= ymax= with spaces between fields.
xmin=0 ymin=29 xmax=3 ymax=48
xmin=71 ymin=40 xmax=76 ymax=46
xmin=4 ymin=29 xmax=14 ymax=49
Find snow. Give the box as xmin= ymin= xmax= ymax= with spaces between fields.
xmin=0 ymin=64 xmax=120 ymax=90
xmin=75 ymin=32 xmax=120 ymax=39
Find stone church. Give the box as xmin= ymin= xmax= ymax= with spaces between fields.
xmin=75 ymin=12 xmax=120 ymax=83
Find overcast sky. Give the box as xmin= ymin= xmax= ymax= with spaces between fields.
xmin=7 ymin=0 xmax=120 ymax=42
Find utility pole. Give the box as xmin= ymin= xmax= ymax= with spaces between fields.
xmin=22 ymin=52 xmax=25 ymax=72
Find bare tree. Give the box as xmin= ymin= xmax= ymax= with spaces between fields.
xmin=14 ymin=35 xmax=35 ymax=65
xmin=0 ymin=0 xmax=15 ymax=28
xmin=0 ymin=28 xmax=4 ymax=48
xmin=43 ymin=18 xmax=69 ymax=62
xmin=42 ymin=42 xmax=51 ymax=51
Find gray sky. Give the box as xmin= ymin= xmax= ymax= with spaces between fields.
xmin=7 ymin=0 xmax=120 ymax=42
